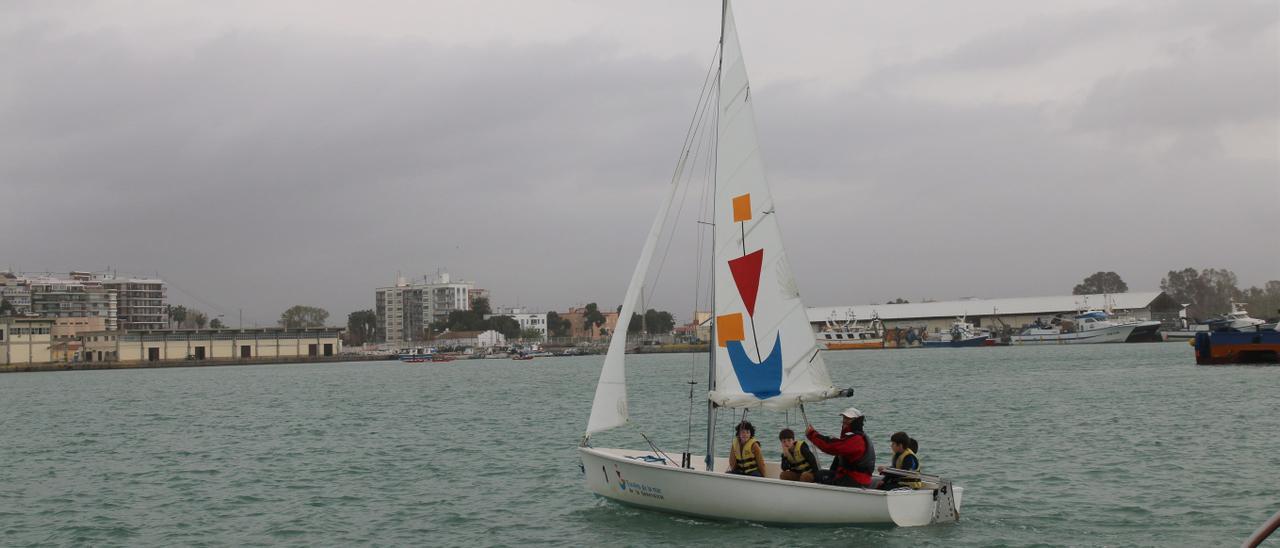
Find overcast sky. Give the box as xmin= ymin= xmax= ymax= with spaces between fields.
xmin=2 ymin=0 xmax=1276 ymax=325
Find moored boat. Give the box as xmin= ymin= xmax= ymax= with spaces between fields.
xmin=921 ymin=317 xmax=989 ymax=348
xmin=1206 ymin=301 xmax=1267 ymax=331
xmin=815 ymin=312 xmax=884 ymax=350
xmin=398 ymin=347 xmax=452 ymax=363
xmin=1193 ymin=323 xmax=1280 ymax=365
xmin=1166 ymin=302 xmax=1267 ymax=341
xmin=1010 ymin=310 xmax=1157 ymax=345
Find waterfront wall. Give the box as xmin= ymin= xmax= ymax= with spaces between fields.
xmin=0 ymin=353 xmax=391 ymax=374
xmin=81 ymin=328 xmax=344 ymax=363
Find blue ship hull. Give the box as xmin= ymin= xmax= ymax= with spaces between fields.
xmin=1194 ymin=329 xmax=1280 ymax=364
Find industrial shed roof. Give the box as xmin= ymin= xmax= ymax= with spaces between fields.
xmin=807 ymin=291 xmax=1168 ymax=323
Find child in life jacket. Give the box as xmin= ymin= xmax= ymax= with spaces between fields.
xmin=878 ymin=431 xmax=923 ymax=490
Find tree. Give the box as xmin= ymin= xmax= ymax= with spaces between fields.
xmin=888 ymin=298 xmax=910 ymax=304
xmin=1242 ymin=280 xmax=1280 ymax=322
xmin=346 ymin=309 xmax=378 ymax=345
xmin=1073 ymin=272 xmax=1129 ymax=295
xmin=643 ymin=309 xmax=675 ymax=334
xmin=279 ymin=305 xmax=330 ymax=329
xmin=583 ymin=303 xmax=606 ymax=333
xmin=545 ymin=311 xmax=570 ymax=337
xmin=518 ymin=327 xmax=544 ymax=341
xmin=628 ymin=312 xmax=645 ymax=334
xmin=471 ymin=296 xmax=492 ymax=316
xmin=169 ymin=305 xmax=187 ymax=328
xmin=0 ymin=298 xmax=13 ymax=316
xmin=209 ymin=318 xmax=226 ymax=329
xmin=1161 ymin=267 xmax=1242 ymax=320
xmin=444 ymin=309 xmax=486 ymax=332
xmin=168 ymin=305 xmax=209 ymax=328
xmin=487 ymin=315 xmax=522 ymax=339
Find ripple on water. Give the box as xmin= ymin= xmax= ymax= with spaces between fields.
xmin=0 ymin=349 xmax=1276 ymax=546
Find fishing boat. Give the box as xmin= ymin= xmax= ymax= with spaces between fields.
xmin=578 ymin=1 xmax=961 ymax=526
xmin=398 ymin=347 xmax=451 ymax=363
xmin=1206 ymin=301 xmax=1268 ymax=331
xmin=921 ymin=317 xmax=989 ymax=348
xmin=1010 ymin=310 xmax=1157 ymax=345
xmin=815 ymin=312 xmax=884 ymax=350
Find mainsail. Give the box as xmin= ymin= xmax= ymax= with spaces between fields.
xmin=708 ymin=1 xmax=844 ymax=410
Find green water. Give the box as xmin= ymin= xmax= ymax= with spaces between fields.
xmin=1 ymin=343 xmax=1276 ymax=546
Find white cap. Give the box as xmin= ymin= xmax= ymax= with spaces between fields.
xmin=840 ymin=407 xmax=864 ymax=419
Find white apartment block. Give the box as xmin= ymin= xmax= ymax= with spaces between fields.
xmin=375 ymin=272 xmax=475 ymax=345
xmin=488 ymin=307 xmax=548 ymax=340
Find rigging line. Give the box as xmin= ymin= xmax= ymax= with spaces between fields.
xmin=639 ymin=432 xmax=677 ymax=467
xmin=671 ymin=43 xmax=723 ymax=171
xmin=684 ymin=151 xmax=717 ymax=454
xmin=704 ymin=38 xmax=723 ymax=470
xmin=647 ymin=84 xmax=719 ymax=312
xmin=679 ymin=47 xmax=721 ymax=455
xmin=686 ymin=118 xmax=715 ymax=456
xmin=660 ymin=101 xmax=721 ymax=312
xmin=648 ymin=56 xmax=720 ymax=297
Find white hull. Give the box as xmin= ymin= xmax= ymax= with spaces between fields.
xmin=1010 ymin=323 xmax=1136 ymax=345
xmin=579 ymin=447 xmax=961 ymax=527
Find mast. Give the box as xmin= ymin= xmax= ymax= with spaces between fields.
xmin=704 ymin=0 xmax=727 ymax=472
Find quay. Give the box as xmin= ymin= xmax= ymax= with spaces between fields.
xmin=0 ymin=323 xmax=355 ymax=372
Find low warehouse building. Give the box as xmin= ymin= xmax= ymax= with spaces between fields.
xmin=80 ymin=327 xmax=345 ymax=363
xmin=0 ymin=317 xmax=55 ymax=365
xmin=808 ymin=291 xmax=1183 ymax=336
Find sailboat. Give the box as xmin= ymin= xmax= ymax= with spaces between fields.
xmin=577 ymin=1 xmax=961 ymax=526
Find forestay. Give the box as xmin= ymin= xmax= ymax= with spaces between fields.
xmin=709 ymin=2 xmax=844 ymax=410
xmin=583 ymin=155 xmax=687 ymax=437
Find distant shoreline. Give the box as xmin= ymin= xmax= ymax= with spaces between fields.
xmin=0 ymin=354 xmax=393 ymax=374
xmin=0 ymin=344 xmax=718 ymax=374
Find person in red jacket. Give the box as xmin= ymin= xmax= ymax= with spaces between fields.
xmin=805 ymin=407 xmax=876 ymax=488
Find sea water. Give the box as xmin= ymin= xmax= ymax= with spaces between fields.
xmin=1 ymin=343 xmax=1276 ymax=546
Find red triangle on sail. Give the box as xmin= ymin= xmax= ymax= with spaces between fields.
xmin=728 ymin=249 xmax=764 ymax=317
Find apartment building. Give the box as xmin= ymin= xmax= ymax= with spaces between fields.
xmin=0 ymin=271 xmax=166 ymax=332
xmin=487 ymin=307 xmax=548 ymax=340
xmin=98 ymin=275 xmax=167 ymax=331
xmin=376 ymin=272 xmax=475 ymax=345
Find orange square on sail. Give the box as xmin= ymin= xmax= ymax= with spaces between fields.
xmin=717 ymin=313 xmax=745 ymax=347
xmin=732 ymin=194 xmax=752 ymax=223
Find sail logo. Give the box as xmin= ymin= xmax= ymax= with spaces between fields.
xmin=718 ymin=193 xmax=782 ymax=399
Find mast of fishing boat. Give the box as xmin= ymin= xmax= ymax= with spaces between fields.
xmin=703 ymin=0 xmax=727 ymax=472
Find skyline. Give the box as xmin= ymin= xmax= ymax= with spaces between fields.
xmin=3 ymin=0 xmax=1276 ymax=325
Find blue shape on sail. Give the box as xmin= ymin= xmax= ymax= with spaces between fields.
xmin=726 ymin=334 xmax=783 ymax=399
